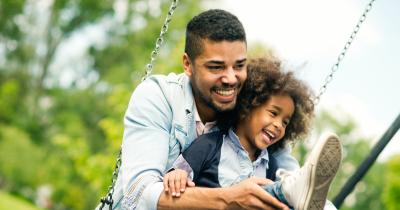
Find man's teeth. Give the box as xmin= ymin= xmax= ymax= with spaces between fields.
xmin=215 ymin=89 xmax=234 ymax=96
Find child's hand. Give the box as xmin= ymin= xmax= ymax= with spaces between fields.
xmin=163 ymin=169 xmax=195 ymax=197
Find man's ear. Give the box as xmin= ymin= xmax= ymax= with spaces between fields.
xmin=183 ymin=53 xmax=193 ymax=76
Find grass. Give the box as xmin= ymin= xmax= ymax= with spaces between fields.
xmin=0 ymin=191 xmax=43 ymax=210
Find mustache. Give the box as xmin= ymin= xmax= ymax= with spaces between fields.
xmin=211 ymin=83 xmax=241 ymax=91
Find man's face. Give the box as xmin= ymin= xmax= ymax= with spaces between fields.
xmin=184 ymin=39 xmax=247 ymax=118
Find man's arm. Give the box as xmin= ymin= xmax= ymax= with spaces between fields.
xmin=158 ymin=177 xmax=289 ymax=210
xmin=120 ymin=77 xmax=173 ymax=209
xmin=271 ymin=146 xmax=300 ymax=172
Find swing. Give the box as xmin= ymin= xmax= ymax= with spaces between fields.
xmin=98 ymin=0 xmax=377 ymax=208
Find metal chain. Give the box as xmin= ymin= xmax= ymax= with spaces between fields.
xmin=99 ymin=150 xmax=121 ymax=210
xmin=99 ymin=0 xmax=179 ymax=209
xmin=143 ymin=0 xmax=179 ymax=81
xmin=313 ymin=0 xmax=376 ymax=105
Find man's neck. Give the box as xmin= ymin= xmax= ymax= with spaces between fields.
xmin=195 ymin=100 xmax=216 ymax=124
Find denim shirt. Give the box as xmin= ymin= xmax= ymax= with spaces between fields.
xmin=218 ymin=128 xmax=271 ymax=187
xmin=172 ymin=128 xmax=272 ymax=187
xmin=100 ymin=73 xmax=335 ymax=210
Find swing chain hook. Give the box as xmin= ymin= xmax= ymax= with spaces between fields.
xmin=143 ymin=0 xmax=179 ymax=81
xmin=314 ymin=0 xmax=376 ymax=105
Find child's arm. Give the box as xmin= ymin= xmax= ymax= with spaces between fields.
xmin=163 ymin=168 xmax=195 ymax=197
xmin=164 ymin=132 xmax=223 ymax=198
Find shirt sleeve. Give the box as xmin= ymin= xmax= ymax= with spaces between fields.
xmin=271 ymin=145 xmax=300 ymax=172
xmin=172 ymin=154 xmax=195 ymax=180
xmin=180 ymin=132 xmax=224 ymax=189
xmin=120 ymin=78 xmax=173 ymax=210
xmin=181 ymin=137 xmax=211 ymax=182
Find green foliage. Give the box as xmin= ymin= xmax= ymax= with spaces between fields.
xmin=383 ymin=155 xmax=400 ymax=210
xmin=0 ymin=80 xmax=20 ymax=122
xmin=90 ymin=1 xmax=200 ymax=85
xmin=0 ymin=0 xmax=24 ymax=39
xmin=0 ymin=125 xmax=45 ymax=195
xmin=0 ymin=0 xmax=202 ymax=209
xmin=0 ymin=191 xmax=43 ymax=210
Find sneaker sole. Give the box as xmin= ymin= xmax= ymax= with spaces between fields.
xmin=303 ymin=133 xmax=342 ymax=210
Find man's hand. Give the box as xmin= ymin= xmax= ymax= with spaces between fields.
xmin=158 ymin=176 xmax=288 ymax=210
xmin=224 ymin=177 xmax=289 ymax=210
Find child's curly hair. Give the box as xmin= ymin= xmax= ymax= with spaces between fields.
xmin=218 ymin=57 xmax=315 ymax=150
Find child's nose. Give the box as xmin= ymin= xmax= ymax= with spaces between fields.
xmin=273 ymin=120 xmax=283 ymax=129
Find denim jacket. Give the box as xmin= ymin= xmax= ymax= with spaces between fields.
xmin=98 ymin=73 xmax=335 ymax=210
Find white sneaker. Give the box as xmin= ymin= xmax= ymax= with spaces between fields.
xmin=278 ymin=132 xmax=342 ymax=210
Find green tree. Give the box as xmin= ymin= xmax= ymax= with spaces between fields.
xmin=0 ymin=0 xmax=202 ymax=209
xmin=383 ymin=155 xmax=400 ymax=210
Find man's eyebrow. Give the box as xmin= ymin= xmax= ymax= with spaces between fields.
xmin=236 ymin=58 xmax=247 ymax=63
xmin=204 ymin=58 xmax=246 ymax=65
xmin=205 ymin=60 xmax=225 ymax=65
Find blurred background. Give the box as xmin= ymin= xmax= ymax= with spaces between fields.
xmin=0 ymin=0 xmax=398 ymax=209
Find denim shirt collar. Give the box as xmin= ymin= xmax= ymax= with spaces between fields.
xmin=178 ymin=73 xmax=197 ymax=145
xmin=180 ymin=74 xmax=194 ymax=115
xmin=227 ymin=128 xmax=270 ymax=163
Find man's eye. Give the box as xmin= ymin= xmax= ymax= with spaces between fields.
xmin=208 ymin=66 xmax=223 ymax=70
xmin=234 ymin=64 xmax=245 ymax=70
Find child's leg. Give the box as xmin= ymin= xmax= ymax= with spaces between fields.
xmin=263 ymin=182 xmax=294 ymax=210
xmin=277 ymin=132 xmax=342 ymax=210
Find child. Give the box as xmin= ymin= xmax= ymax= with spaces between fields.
xmin=163 ymin=57 xmax=342 ymax=210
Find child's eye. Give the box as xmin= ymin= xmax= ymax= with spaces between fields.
xmin=269 ymin=110 xmax=277 ymax=116
xmin=283 ymin=119 xmax=290 ymax=127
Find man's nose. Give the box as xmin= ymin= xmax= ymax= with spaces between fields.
xmin=221 ymin=67 xmax=237 ymax=85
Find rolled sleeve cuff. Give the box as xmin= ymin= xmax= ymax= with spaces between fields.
xmin=122 ymin=175 xmax=164 ymax=210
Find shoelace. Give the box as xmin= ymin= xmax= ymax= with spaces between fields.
xmin=277 ymin=167 xmax=306 ymax=186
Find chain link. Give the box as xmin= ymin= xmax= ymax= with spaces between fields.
xmin=143 ymin=0 xmax=179 ymax=81
xmin=99 ymin=149 xmax=121 ymax=210
xmin=313 ymin=0 xmax=376 ymax=105
xmin=99 ymin=1 xmax=179 ymax=209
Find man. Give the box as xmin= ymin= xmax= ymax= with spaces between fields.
xmin=106 ymin=9 xmax=336 ymax=210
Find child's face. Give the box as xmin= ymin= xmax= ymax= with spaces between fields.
xmin=239 ymin=94 xmax=295 ymax=151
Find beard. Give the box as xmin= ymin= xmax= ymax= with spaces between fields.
xmin=207 ymin=93 xmax=237 ymax=112
xmin=194 ymin=83 xmax=240 ymax=113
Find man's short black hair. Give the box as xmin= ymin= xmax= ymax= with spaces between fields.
xmin=185 ymin=9 xmax=246 ymax=61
